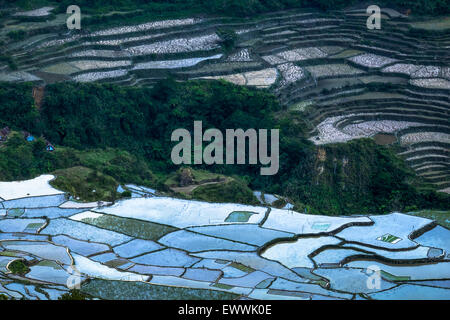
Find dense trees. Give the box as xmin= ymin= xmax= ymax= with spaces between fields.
xmin=0 ymin=81 xmax=448 ymax=214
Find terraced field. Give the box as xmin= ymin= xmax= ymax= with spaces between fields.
xmin=0 ymin=175 xmax=449 ymax=300
xmin=1 ymin=7 xmax=448 ymax=193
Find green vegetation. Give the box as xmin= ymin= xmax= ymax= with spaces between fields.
xmin=271 ymin=198 xmax=287 ymax=209
xmin=0 ymin=132 xmax=155 ymax=201
xmin=225 ymin=211 xmax=257 ymax=223
xmin=6 ymin=30 xmax=26 ymax=41
xmin=406 ymin=210 xmax=450 ymax=228
xmin=379 ymin=234 xmax=401 ymax=243
xmin=229 ymin=262 xmax=255 ymax=273
xmin=164 ymin=168 xmax=225 ymax=187
xmin=58 ymin=289 xmax=89 ymax=300
xmin=81 ymin=214 xmax=178 ymax=240
xmin=380 ymin=270 xmax=411 ymax=282
xmin=192 ymin=180 xmax=259 ymax=205
xmin=121 ymin=190 xmax=132 ymax=198
xmin=0 ymin=55 xmax=17 ymax=71
xmin=217 ymin=28 xmax=237 ymax=52
xmin=0 ymin=251 xmax=19 ymax=257
xmin=7 ymin=259 xmax=30 ymax=275
xmin=6 ymin=0 xmax=448 ymax=17
xmin=212 ymin=283 xmax=234 ymax=290
xmin=2 ymin=0 xmax=447 ymax=35
xmin=51 ymin=166 xmax=118 ymax=202
xmin=81 ymin=278 xmax=238 ymax=300
xmin=0 ymin=80 xmax=448 ymax=215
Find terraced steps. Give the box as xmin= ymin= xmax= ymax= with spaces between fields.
xmin=1 ymin=7 xmax=448 ymax=191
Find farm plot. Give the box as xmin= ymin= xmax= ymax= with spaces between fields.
xmin=133 ymin=54 xmax=222 ymax=70
xmin=81 ymin=278 xmax=237 ymax=300
xmin=349 ymin=53 xmax=397 ymax=68
xmin=369 ymin=284 xmax=450 ymax=300
xmin=343 ymin=260 xmax=450 ymax=281
xmin=158 ymin=230 xmax=257 ymax=252
xmin=40 ymin=218 xmax=132 ymax=246
xmin=335 ymin=213 xmax=433 ymax=249
xmin=96 ymin=197 xmax=267 ymax=228
xmin=74 ymin=69 xmax=129 ymax=82
xmin=313 ymin=267 xmax=397 ymax=294
xmin=305 ymin=64 xmax=364 ymax=79
xmin=261 ymin=208 xmax=371 ymax=234
xmin=1 ymin=4 xmax=450 ymax=299
xmin=187 ymin=224 xmax=294 ymax=246
xmin=413 ymin=226 xmax=450 ymax=258
xmin=261 ymin=236 xmax=341 ymax=269
xmin=124 ymin=34 xmax=221 ymax=55
xmin=0 ymin=175 xmax=63 ymax=201
xmin=198 ymin=68 xmax=278 ymax=88
xmin=410 ymin=78 xmax=450 ymax=90
xmin=113 ymin=239 xmax=163 ymax=258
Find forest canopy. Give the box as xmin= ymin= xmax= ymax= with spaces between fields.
xmin=0 ymin=81 xmax=448 ymax=215
xmin=4 ymin=0 xmax=449 ymax=16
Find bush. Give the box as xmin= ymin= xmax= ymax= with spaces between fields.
xmin=58 ymin=289 xmax=89 ymax=300
xmin=121 ymin=190 xmax=132 ymax=198
xmin=8 ymin=259 xmax=30 ymax=275
xmin=7 ymin=30 xmax=26 ymax=41
xmin=217 ymin=28 xmax=237 ymax=52
xmin=0 ymin=55 xmax=17 ymax=70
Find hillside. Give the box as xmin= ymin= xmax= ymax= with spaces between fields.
xmin=1 ymin=5 xmax=449 ymax=196
xmin=0 ymin=0 xmax=449 ymax=303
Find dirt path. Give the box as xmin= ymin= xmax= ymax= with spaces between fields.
xmin=171 ymin=177 xmax=232 ymax=195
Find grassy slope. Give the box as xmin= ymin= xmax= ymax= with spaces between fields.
xmin=2 ymin=0 xmax=449 ymax=35
xmin=0 ymin=81 xmax=448 ymax=214
xmin=50 ymin=166 xmax=118 ymax=202
xmin=406 ymin=210 xmax=450 ymax=228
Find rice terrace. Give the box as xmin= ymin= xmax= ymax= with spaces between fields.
xmin=0 ymin=0 xmax=449 ymax=302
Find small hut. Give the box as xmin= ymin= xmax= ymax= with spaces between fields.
xmin=0 ymin=127 xmax=10 ymax=142
xmin=46 ymin=142 xmax=55 ymax=152
xmin=23 ymin=131 xmax=35 ymax=142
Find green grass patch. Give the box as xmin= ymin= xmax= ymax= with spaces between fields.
xmin=7 ymin=259 xmax=30 ymax=275
xmin=191 ymin=180 xmax=259 ymax=205
xmin=164 ymin=168 xmax=226 ymax=187
xmin=6 ymin=209 xmax=25 ymax=218
xmin=378 ymin=234 xmax=401 ymax=244
xmin=212 ymin=283 xmax=234 ymax=290
xmin=255 ymin=278 xmax=273 ymax=289
xmin=409 ymin=17 xmax=450 ymax=31
xmin=82 ymin=279 xmax=238 ymax=300
xmin=82 ymin=214 xmax=177 ymax=241
xmin=380 ymin=270 xmax=410 ymax=282
xmin=0 ymin=251 xmax=19 ymax=257
xmin=228 ymin=262 xmax=255 ymax=273
xmin=224 ymin=211 xmax=257 ymax=223
xmin=6 ymin=30 xmax=26 ymax=41
xmin=36 ymin=260 xmax=63 ymax=269
xmin=0 ymin=55 xmax=17 ymax=70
